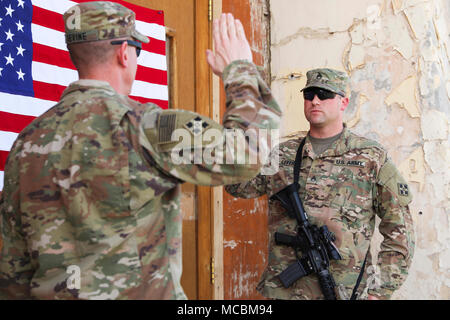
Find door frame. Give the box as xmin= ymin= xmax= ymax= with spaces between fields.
xmin=195 ymin=0 xmax=214 ymax=300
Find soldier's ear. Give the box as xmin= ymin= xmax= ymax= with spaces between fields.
xmin=340 ymin=97 xmax=349 ymax=111
xmin=117 ymin=41 xmax=129 ymax=68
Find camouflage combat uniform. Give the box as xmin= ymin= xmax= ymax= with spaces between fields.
xmin=0 ymin=2 xmax=281 ymax=300
xmin=225 ymin=69 xmax=415 ymax=300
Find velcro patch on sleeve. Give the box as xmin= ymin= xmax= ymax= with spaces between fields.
xmin=378 ymin=159 xmax=412 ymax=206
xmin=158 ymin=113 xmax=177 ymax=144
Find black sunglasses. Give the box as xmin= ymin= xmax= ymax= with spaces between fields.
xmin=303 ymin=88 xmax=340 ymax=101
xmin=111 ymin=39 xmax=142 ymax=57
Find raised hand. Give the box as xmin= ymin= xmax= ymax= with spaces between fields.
xmin=206 ymin=13 xmax=253 ymax=77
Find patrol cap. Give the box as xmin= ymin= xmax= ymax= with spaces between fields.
xmin=63 ymin=1 xmax=149 ymax=45
xmin=301 ymin=68 xmax=349 ymax=97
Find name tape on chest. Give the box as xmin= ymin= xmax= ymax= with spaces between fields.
xmin=334 ymin=159 xmax=366 ymax=167
xmin=280 ymin=159 xmax=366 ymax=168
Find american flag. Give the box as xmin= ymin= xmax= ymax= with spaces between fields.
xmin=0 ymin=0 xmax=168 ymax=191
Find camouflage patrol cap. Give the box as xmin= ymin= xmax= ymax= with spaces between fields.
xmin=63 ymin=1 xmax=149 ymax=45
xmin=301 ymin=68 xmax=349 ymax=97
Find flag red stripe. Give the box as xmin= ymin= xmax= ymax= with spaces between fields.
xmin=33 ymin=81 xmax=66 ymax=102
xmin=72 ymin=0 xmax=165 ymax=26
xmin=33 ymin=43 xmax=167 ymax=85
xmin=136 ymin=66 xmax=167 ymax=85
xmin=33 ymin=81 xmax=169 ymax=110
xmin=33 ymin=43 xmax=75 ymax=70
xmin=129 ymin=96 xmax=168 ymax=109
xmin=33 ymin=81 xmax=170 ymax=106
xmin=0 ymin=150 xmax=9 ymax=171
xmin=0 ymin=111 xmax=36 ymax=133
xmin=32 ymin=1 xmax=164 ymax=30
xmin=142 ymin=39 xmax=165 ymax=56
xmin=32 ymin=4 xmax=165 ymax=55
xmin=32 ymin=5 xmax=65 ymax=32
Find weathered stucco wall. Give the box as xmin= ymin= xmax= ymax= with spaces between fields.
xmin=270 ymin=0 xmax=449 ymax=299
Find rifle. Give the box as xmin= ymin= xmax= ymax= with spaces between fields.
xmin=271 ymin=138 xmax=342 ymax=300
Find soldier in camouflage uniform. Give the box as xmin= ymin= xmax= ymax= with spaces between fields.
xmin=0 ymin=3 xmax=281 ymax=299
xmin=226 ymin=68 xmax=415 ymax=300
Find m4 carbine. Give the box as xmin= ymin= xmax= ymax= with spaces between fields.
xmin=271 ymin=183 xmax=342 ymax=300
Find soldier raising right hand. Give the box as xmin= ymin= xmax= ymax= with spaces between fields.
xmin=0 ymin=3 xmax=281 ymax=300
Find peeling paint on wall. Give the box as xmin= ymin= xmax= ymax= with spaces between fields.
xmin=385 ymin=76 xmax=420 ymax=117
xmin=398 ymin=147 xmax=426 ymax=191
xmin=270 ymin=0 xmax=450 ymax=299
xmin=347 ymin=94 xmax=368 ymax=128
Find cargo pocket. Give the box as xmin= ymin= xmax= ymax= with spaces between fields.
xmin=336 ymin=206 xmax=371 ymax=266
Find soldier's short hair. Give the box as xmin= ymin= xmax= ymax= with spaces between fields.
xmin=67 ymin=39 xmax=122 ymax=70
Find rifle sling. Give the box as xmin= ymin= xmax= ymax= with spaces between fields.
xmin=293 ymin=138 xmax=306 ymax=186
xmin=292 ymin=137 xmax=369 ymax=300
xmin=350 ymin=251 xmax=369 ymax=300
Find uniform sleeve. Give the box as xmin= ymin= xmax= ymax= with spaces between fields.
xmin=0 ymin=142 xmax=33 ymax=299
xmin=139 ymin=60 xmax=282 ymax=186
xmin=224 ymin=173 xmax=267 ymax=199
xmin=369 ymin=158 xmax=415 ymax=300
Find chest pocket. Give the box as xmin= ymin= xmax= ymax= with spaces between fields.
xmin=328 ymin=159 xmax=375 ymax=226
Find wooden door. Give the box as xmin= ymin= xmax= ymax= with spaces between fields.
xmin=125 ymin=0 xmax=212 ymax=299
xmin=220 ymin=0 xmax=271 ymax=300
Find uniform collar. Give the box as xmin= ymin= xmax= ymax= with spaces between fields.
xmin=303 ymin=123 xmax=351 ymax=158
xmin=61 ymin=79 xmax=119 ymax=98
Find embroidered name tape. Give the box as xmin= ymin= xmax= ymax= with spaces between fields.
xmin=280 ymin=160 xmax=295 ymax=166
xmin=334 ymin=159 xmax=366 ymax=167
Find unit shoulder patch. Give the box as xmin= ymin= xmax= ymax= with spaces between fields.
xmin=152 ymin=110 xmax=223 ymax=153
xmin=184 ymin=116 xmax=210 ymax=136
xmin=378 ymin=159 xmax=412 ymax=206
xmin=398 ymin=183 xmax=409 ymax=196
